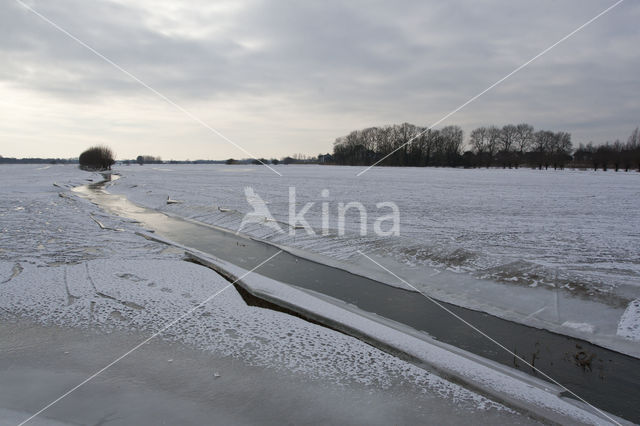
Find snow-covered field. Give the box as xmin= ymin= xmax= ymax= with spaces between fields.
xmin=1 ymin=164 xmax=540 ymax=424
xmin=105 ymin=164 xmax=640 ymax=351
xmin=109 ymin=164 xmax=640 ymax=296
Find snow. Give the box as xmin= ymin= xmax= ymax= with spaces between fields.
xmin=105 ymin=164 xmax=640 ymax=356
xmin=618 ymin=299 xmax=640 ymax=341
xmin=1 ymin=255 xmax=509 ymax=405
xmin=2 ymin=163 xmax=637 ymax=424
xmin=183 ymin=248 xmax=621 ymax=425
xmin=0 ymin=262 xmax=17 ymax=283
xmin=0 ymin=164 xmax=533 ymax=424
xmin=108 ymin=164 xmax=640 ymax=294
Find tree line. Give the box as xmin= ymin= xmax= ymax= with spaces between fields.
xmin=333 ymin=123 xmax=465 ymax=167
xmin=0 ymin=156 xmax=77 ymax=165
xmin=468 ymin=124 xmax=572 ymax=169
xmin=332 ymin=123 xmax=640 ymax=171
xmin=573 ymin=128 xmax=640 ymax=171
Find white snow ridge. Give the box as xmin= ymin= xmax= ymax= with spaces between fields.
xmin=617 ymin=299 xmax=640 ymax=341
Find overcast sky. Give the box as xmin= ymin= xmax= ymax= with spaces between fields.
xmin=1 ymin=0 xmax=638 ymax=160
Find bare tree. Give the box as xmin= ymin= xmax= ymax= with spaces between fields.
xmin=485 ymin=126 xmax=501 ymax=167
xmin=513 ymin=123 xmax=534 ymax=168
xmin=553 ymin=131 xmax=572 ymax=169
xmin=500 ymin=124 xmax=517 ymax=152
xmin=441 ymin=125 xmax=464 ymax=165
xmin=470 ymin=126 xmax=488 ymax=153
xmin=533 ymin=130 xmax=555 ymax=169
xmin=470 ymin=126 xmax=492 ymax=167
xmin=497 ymin=124 xmax=518 ymax=168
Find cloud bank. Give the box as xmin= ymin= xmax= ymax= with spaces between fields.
xmin=1 ymin=0 xmax=638 ymax=160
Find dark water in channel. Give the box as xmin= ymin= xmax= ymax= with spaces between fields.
xmin=76 ymin=179 xmax=640 ymax=423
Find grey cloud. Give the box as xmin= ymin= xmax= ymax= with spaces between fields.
xmin=1 ymin=0 xmax=638 ymax=154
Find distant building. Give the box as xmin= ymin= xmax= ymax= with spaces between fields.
xmin=318 ymin=153 xmax=333 ymax=164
